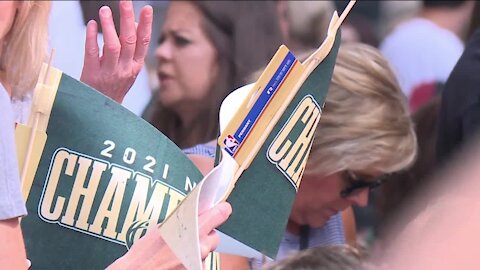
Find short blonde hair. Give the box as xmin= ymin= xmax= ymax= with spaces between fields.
xmin=0 ymin=1 xmax=50 ymax=98
xmin=306 ymin=43 xmax=417 ymax=176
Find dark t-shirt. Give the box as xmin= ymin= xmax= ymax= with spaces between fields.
xmin=436 ymin=29 xmax=480 ymax=165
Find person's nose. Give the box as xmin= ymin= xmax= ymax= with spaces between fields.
xmin=155 ymin=40 xmax=173 ymax=62
xmin=345 ymin=189 xmax=369 ymax=207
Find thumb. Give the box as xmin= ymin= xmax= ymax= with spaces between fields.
xmin=198 ymin=202 xmax=232 ymax=237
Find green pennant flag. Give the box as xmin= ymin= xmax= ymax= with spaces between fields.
xmin=15 ymin=67 xmax=210 ymax=269
xmin=217 ymin=32 xmax=341 ymax=259
xmin=156 ymin=2 xmax=354 ymax=266
xmin=15 ymin=1 xmax=354 ymax=268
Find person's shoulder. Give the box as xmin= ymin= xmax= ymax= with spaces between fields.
xmin=0 ymin=83 xmax=8 ymax=101
xmin=381 ymin=18 xmax=450 ymax=52
xmin=382 ymin=19 xmax=428 ymax=42
xmin=0 ymin=85 xmax=27 ymax=220
xmin=0 ymin=86 xmax=13 ymax=120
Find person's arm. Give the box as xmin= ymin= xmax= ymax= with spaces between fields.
xmin=188 ymin=154 xmax=215 ymax=176
xmin=220 ymin=254 xmax=251 ymax=270
xmin=0 ymin=218 xmax=28 ymax=270
xmin=0 ymin=87 xmax=28 ymax=269
xmin=107 ymin=202 xmax=232 ymax=269
xmin=80 ymin=0 xmax=153 ymax=103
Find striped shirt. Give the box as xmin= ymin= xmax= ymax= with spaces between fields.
xmin=250 ymin=213 xmax=345 ymax=269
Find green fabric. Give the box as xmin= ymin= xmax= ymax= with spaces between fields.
xmin=219 ymin=32 xmax=341 ymax=259
xmin=21 ymin=75 xmax=203 ymax=269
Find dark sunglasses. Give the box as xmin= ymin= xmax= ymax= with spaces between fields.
xmin=340 ymin=170 xmax=388 ymax=198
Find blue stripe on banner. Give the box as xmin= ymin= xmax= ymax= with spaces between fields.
xmin=225 ymin=51 xmax=296 ymax=156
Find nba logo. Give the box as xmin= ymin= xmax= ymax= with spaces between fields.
xmin=224 ymin=135 xmax=239 ymax=153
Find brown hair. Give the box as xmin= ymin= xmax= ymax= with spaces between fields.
xmin=144 ymin=1 xmax=283 ymax=148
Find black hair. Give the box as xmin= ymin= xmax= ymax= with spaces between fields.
xmin=422 ymin=0 xmax=467 ymax=8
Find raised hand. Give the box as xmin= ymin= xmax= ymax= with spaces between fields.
xmin=80 ymin=0 xmax=153 ymax=103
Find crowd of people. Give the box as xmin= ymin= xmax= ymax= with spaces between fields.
xmin=2 ymin=0 xmax=480 ymax=269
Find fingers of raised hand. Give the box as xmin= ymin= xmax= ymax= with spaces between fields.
xmin=133 ymin=5 xmax=153 ymax=64
xmin=83 ymin=20 xmax=100 ymax=75
xmin=81 ymin=2 xmax=153 ymax=103
xmin=99 ymin=6 xmax=121 ymax=71
xmin=119 ymin=0 xmax=137 ymax=65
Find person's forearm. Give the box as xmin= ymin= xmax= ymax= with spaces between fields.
xmin=107 ymin=256 xmax=184 ymax=270
xmin=106 ymin=232 xmax=184 ymax=270
xmin=0 ymin=218 xmax=28 ymax=270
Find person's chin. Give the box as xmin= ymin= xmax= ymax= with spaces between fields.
xmin=158 ymin=93 xmax=178 ymax=108
xmin=310 ymin=210 xmax=339 ymax=227
xmin=308 ymin=216 xmax=330 ymax=228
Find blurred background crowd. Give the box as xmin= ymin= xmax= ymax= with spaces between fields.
xmin=47 ymin=0 xmax=480 ymax=268
xmin=6 ymin=0 xmax=480 ymax=269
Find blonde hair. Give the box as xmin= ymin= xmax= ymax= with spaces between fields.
xmin=306 ymin=43 xmax=417 ymax=176
xmin=0 ymin=1 xmax=50 ymax=98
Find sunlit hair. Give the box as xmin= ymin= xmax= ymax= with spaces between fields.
xmin=305 ymin=43 xmax=417 ymax=176
xmin=0 ymin=1 xmax=51 ymax=98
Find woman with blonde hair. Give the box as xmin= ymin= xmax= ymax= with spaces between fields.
xmin=0 ymin=1 xmax=230 ymax=268
xmin=0 ymin=2 xmax=51 ymax=268
xmin=218 ymin=43 xmax=417 ymax=269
